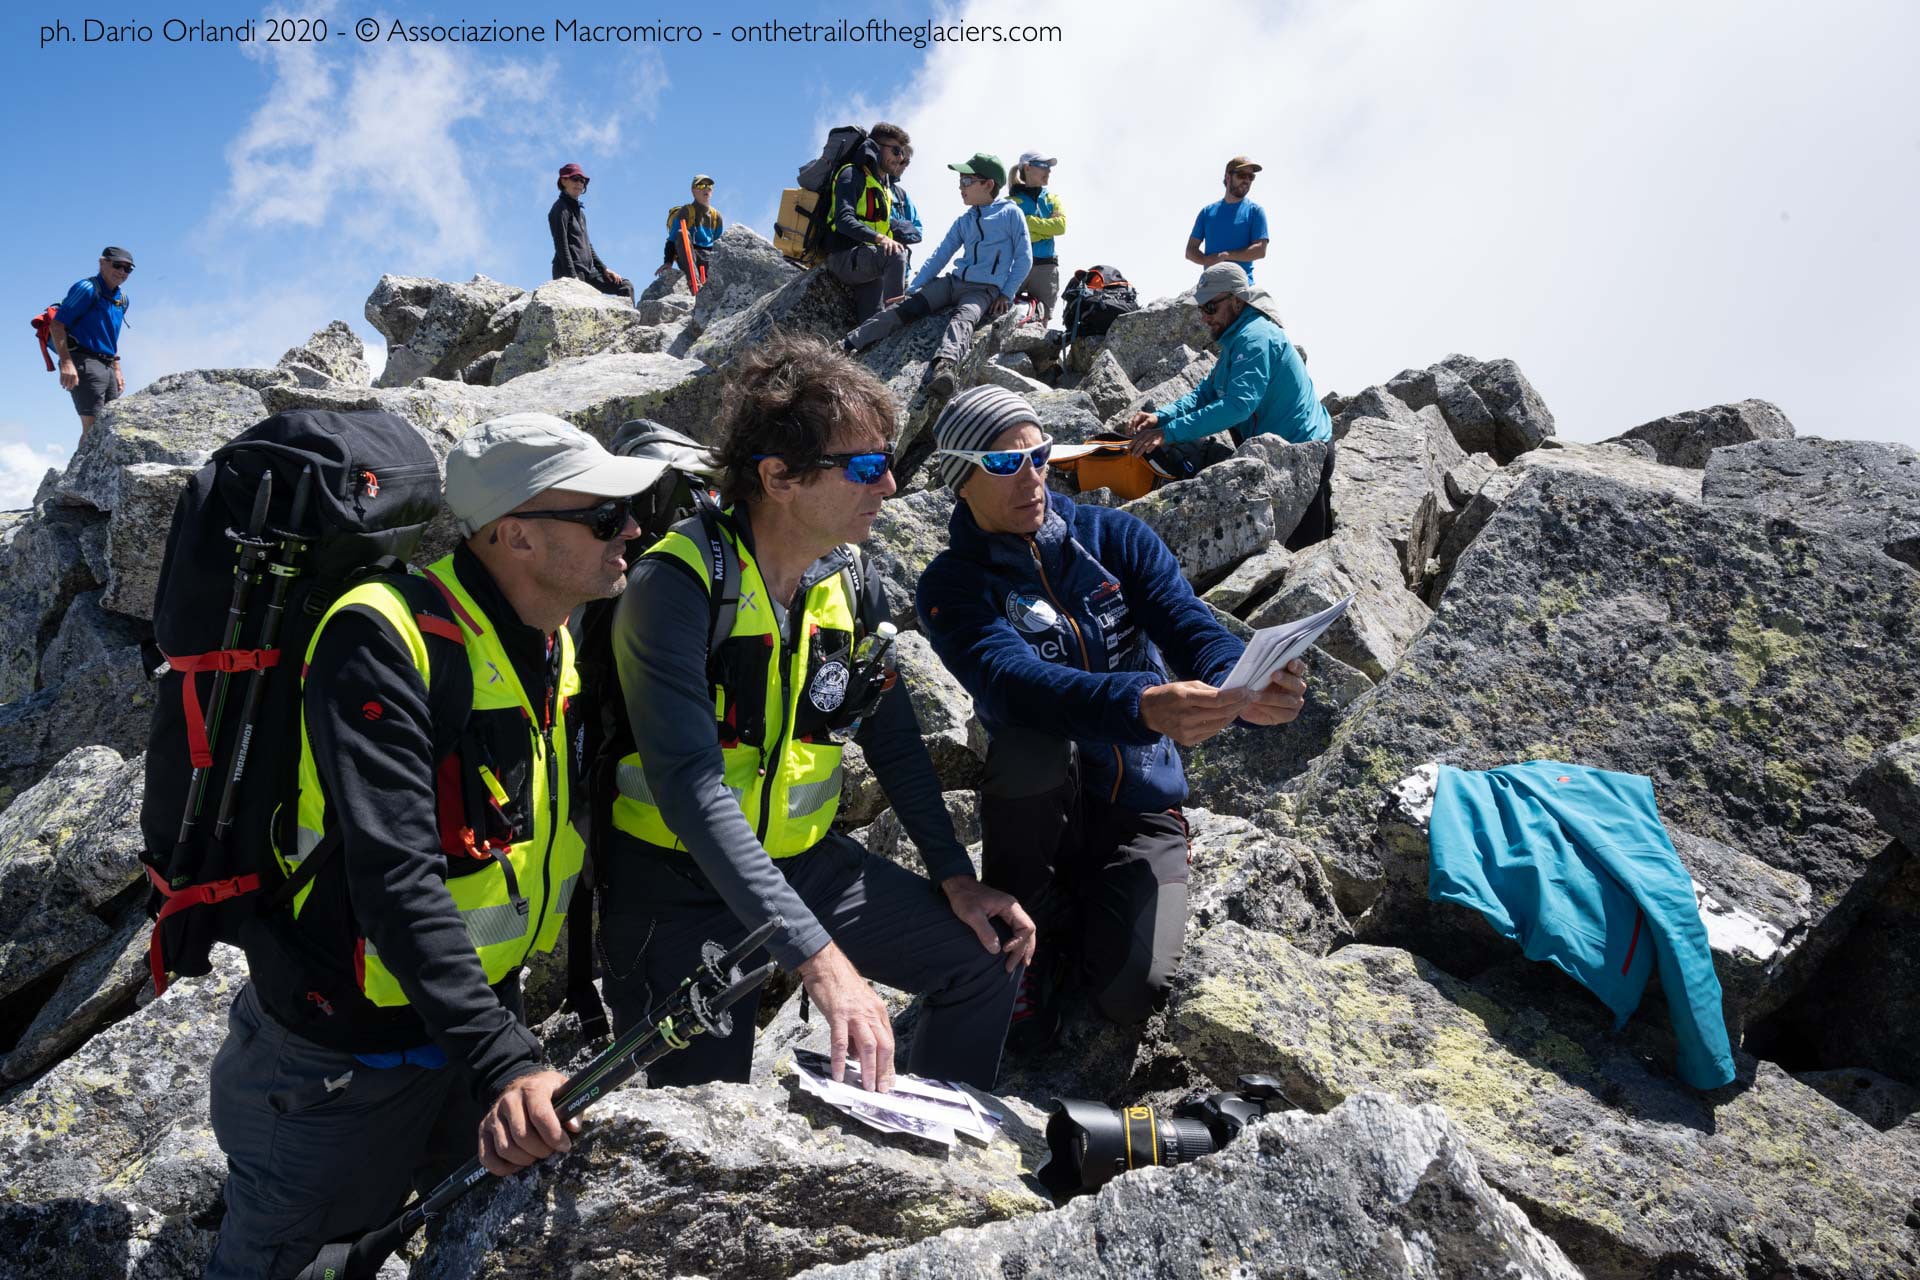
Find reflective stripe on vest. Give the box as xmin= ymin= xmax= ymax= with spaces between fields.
xmin=611 ymin=518 xmax=854 ymax=857
xmin=284 ymin=558 xmax=586 ymax=1008
xmin=827 ymin=164 xmax=891 ymax=240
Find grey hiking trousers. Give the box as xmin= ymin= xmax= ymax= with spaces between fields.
xmin=205 ymin=982 xmax=506 ymax=1279
xmin=844 ymin=275 xmax=1002 ymax=364
xmin=598 ymin=830 xmax=1021 ymax=1089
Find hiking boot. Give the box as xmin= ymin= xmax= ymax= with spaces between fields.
xmin=1005 ymin=959 xmax=1061 ymax=1057
xmin=926 ymin=358 xmax=957 ymax=400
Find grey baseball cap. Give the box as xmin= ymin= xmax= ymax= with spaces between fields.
xmin=1194 ymin=262 xmax=1252 ymax=306
xmin=1018 ymin=151 xmax=1057 ymax=169
xmin=445 ymin=413 xmax=669 ymax=536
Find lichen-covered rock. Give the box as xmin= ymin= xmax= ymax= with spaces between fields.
xmin=55 ymin=369 xmax=275 ymax=512
xmin=1 ymin=901 xmax=148 ymax=1083
xmin=1199 ymin=541 xmax=1291 ymax=615
xmin=1023 ymin=389 xmax=1102 ymax=445
xmin=1856 ymin=734 xmax=1920 ymax=850
xmin=689 ymin=225 xmax=802 ymax=331
xmin=100 ymin=461 xmax=195 ymax=620
xmin=1332 ymin=408 xmax=1486 ymax=588
xmin=1382 ymin=355 xmax=1555 ymax=462
xmin=491 ymin=278 xmax=671 ymax=385
xmin=0 ymin=503 xmax=106 ymax=702
xmin=894 ymin=630 xmax=985 ymax=790
xmin=1285 ymin=468 xmax=1920 ymax=979
xmin=854 ymin=792 xmax=980 ymax=872
xmin=412 ymin=1079 xmax=1049 ymax=1280
xmin=275 ymin=319 xmax=371 ymax=388
xmin=1100 ymin=294 xmax=1212 ymax=385
xmin=863 ymin=488 xmax=955 ymax=629
xmin=1166 ymin=924 xmax=1920 ymax=1280
xmin=368 ymin=275 xmax=524 ymax=387
xmin=1795 ymin=1068 xmax=1920 ymax=1145
xmin=1076 ymin=349 xmax=1139 ymax=420
xmin=1234 ymin=435 xmax=1332 ymax=545
xmin=976 ymin=356 xmax=1050 ymax=397
xmin=803 ymin=1093 xmax=1581 ymax=1280
xmin=1180 ymin=646 xmax=1373 ymax=818
xmin=1128 ymin=343 xmax=1206 ymax=395
xmin=1607 ymin=398 xmax=1795 ymax=469
xmin=688 ymin=265 xmax=857 ymax=369
xmin=0 ymin=635 xmax=149 ymax=810
xmin=37 ymin=589 xmax=146 ymax=690
xmin=0 ymin=944 xmax=243 ymax=1278
xmin=1119 ymin=456 xmax=1275 ymax=583
xmin=1702 ymin=437 xmax=1920 ymax=570
xmin=1246 ymin=528 xmax=1432 ymax=680
xmin=1109 ymin=350 xmax=1215 ymax=432
xmin=1184 ymin=807 xmax=1349 ymax=956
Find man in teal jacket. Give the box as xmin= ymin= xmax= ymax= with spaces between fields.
xmin=1126 ymin=262 xmax=1333 ymax=546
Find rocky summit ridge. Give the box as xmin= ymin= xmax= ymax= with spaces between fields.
xmin=2 ymin=225 xmax=1916 ymax=1278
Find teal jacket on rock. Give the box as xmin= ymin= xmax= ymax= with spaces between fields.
xmin=1158 ymin=306 xmax=1331 ymax=447
xmin=1427 ymin=761 xmax=1737 ymax=1090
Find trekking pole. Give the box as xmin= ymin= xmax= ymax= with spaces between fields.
xmin=212 ymin=465 xmax=315 ymax=841
xmin=679 ymin=220 xmax=703 ymax=296
xmin=294 ymin=917 xmax=785 ymax=1280
xmin=174 ymin=469 xmax=274 ymax=848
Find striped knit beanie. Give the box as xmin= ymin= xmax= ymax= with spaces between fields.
xmin=930 ymin=385 xmax=1040 ymax=490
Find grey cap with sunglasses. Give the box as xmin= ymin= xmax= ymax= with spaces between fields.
xmin=445 ymin=413 xmax=671 ymax=537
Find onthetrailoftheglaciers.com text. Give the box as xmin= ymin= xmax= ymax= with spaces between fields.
xmin=38 ymin=17 xmax=1064 ymax=49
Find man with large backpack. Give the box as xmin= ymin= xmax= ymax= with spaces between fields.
xmin=824 ymin=122 xmax=914 ymax=323
xmin=201 ymin=414 xmax=653 ymax=1278
xmin=595 ymin=334 xmax=1035 ymax=1093
xmin=46 ymin=246 xmax=134 ymax=436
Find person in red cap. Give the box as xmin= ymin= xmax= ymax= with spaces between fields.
xmin=548 ymin=163 xmax=633 ymax=303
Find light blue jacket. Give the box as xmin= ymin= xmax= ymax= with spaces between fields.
xmin=910 ymin=198 xmax=1033 ymax=300
xmin=1159 ymin=306 xmax=1331 ymax=446
xmin=1428 ymin=761 xmax=1737 ymax=1090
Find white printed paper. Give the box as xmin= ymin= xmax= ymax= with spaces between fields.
xmin=1219 ymin=596 xmax=1352 ymax=692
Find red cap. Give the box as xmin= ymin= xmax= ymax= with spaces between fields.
xmin=557 ymin=163 xmax=590 ymax=182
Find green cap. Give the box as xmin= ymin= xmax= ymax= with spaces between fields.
xmin=948 ymin=152 xmax=1007 ymax=188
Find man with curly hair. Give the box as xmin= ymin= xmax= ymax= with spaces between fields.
xmin=594 ymin=334 xmax=1035 ymax=1091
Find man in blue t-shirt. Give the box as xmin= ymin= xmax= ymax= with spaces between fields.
xmin=1185 ymin=157 xmax=1268 ymax=281
xmin=50 ymin=246 xmax=134 ymax=436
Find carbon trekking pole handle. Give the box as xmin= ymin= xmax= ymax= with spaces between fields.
xmin=293 ymin=919 xmax=784 ymax=1280
xmin=212 ymin=465 xmax=315 ymax=838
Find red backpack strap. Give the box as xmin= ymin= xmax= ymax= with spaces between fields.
xmin=166 ymin=648 xmax=282 ymax=768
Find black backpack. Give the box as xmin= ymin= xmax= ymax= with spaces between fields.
xmin=1061 ymin=264 xmax=1140 ymax=347
xmin=139 ymin=409 xmax=444 ymax=994
xmin=787 ymin=125 xmax=870 ymax=266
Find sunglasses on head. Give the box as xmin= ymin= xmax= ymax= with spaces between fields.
xmin=753 ymin=446 xmax=896 ymax=485
xmin=508 ymin=496 xmax=632 ymax=541
xmin=934 ymin=434 xmax=1054 ymax=477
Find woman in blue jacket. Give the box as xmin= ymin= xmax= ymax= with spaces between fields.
xmin=916 ymin=386 xmax=1308 ymax=1052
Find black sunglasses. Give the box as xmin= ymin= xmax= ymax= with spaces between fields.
xmin=754 ymin=446 xmax=895 ymax=485
xmin=1200 ymin=297 xmax=1233 ymax=316
xmin=108 ymin=261 xmax=134 ymax=272
xmin=508 ymin=496 xmax=632 ymax=541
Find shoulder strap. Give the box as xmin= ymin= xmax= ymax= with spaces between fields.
xmin=839 ymin=543 xmax=874 ymax=641
xmin=688 ymin=493 xmax=740 ymax=656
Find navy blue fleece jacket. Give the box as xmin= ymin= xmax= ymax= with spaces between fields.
xmin=916 ymin=492 xmax=1244 ymax=811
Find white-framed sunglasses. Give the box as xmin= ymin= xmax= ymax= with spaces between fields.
xmin=932 ymin=433 xmax=1055 ymax=476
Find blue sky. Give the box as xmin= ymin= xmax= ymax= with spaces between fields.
xmin=5 ymin=0 xmax=1918 ymax=505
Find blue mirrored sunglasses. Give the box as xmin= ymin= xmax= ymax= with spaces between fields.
xmin=933 ymin=434 xmax=1054 ymax=476
xmin=753 ymin=446 xmax=895 ymax=485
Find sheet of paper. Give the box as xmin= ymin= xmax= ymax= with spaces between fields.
xmin=792 ymin=1051 xmax=1000 ymax=1146
xmin=1219 ymin=595 xmax=1353 ymax=692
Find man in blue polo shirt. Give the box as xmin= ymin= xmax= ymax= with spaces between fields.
xmin=50 ymin=246 xmax=134 ymax=436
xmin=1185 ymin=157 xmax=1268 ymax=281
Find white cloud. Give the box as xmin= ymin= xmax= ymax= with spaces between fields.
xmin=853 ymin=0 xmax=1920 ymax=448
xmin=0 ymin=437 xmax=70 ymax=511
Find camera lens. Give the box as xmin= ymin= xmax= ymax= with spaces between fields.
xmin=1038 ymin=1099 xmax=1220 ymax=1198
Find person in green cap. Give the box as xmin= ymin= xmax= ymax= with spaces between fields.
xmin=660 ymin=174 xmax=723 ymax=285
xmin=843 ymin=151 xmax=1031 ymax=400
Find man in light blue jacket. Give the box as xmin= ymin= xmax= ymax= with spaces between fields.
xmin=1126 ymin=262 xmax=1334 ymax=547
xmin=845 ymin=152 xmax=1032 ymax=400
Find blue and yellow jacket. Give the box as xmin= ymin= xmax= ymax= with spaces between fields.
xmin=917 ymin=492 xmax=1243 ymax=812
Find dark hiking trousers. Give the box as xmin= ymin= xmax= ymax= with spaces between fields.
xmin=597 ymin=830 xmax=1020 ymax=1089
xmin=205 ymin=981 xmax=513 ymax=1279
xmin=979 ymin=727 xmax=1191 ymax=1025
xmin=1285 ymin=441 xmax=1337 ymax=551
xmin=845 ymin=274 xmax=1000 ymax=364
xmin=827 ymin=242 xmax=907 ymax=324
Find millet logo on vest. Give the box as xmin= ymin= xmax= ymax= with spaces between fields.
xmin=809 ymin=660 xmax=850 ymax=712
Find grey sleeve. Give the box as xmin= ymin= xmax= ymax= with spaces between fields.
xmin=855 ymin=681 xmax=973 ymax=884
xmin=612 ymin=559 xmax=831 ymax=971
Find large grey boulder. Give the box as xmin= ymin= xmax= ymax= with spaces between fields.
xmin=1702 ymin=436 xmax=1920 ymax=570
xmin=1199 ymin=541 xmax=1291 ymax=615
xmin=1284 ymin=468 xmax=1920 ymax=1006
xmin=688 ymin=265 xmax=857 ymax=369
xmin=1380 ymin=354 xmax=1555 ymax=462
xmin=0 ymin=945 xmax=243 ymax=1279
xmin=275 ymin=319 xmax=370 ymax=388
xmin=413 ymin=1078 xmax=1047 ymax=1280
xmin=1246 ymin=528 xmax=1432 ymax=680
xmin=1856 ymin=734 xmax=1920 ymax=850
xmin=1109 ymin=351 xmax=1215 ymax=431
xmin=101 ymin=462 xmax=194 ymax=619
xmin=1023 ymin=389 xmax=1102 ymax=445
xmin=863 ymin=487 xmax=955 ymax=630
xmin=490 ymin=278 xmax=673 ymax=385
xmin=1607 ymin=397 xmax=1795 ymax=468
xmin=1235 ymin=434 xmax=1332 ymax=544
xmin=55 ymin=368 xmax=276 ymax=512
xmin=804 ymin=1093 xmax=1581 ymax=1280
xmin=1180 ymin=645 xmax=1373 ymax=818
xmin=366 ymin=274 xmax=524 ymax=387
xmin=893 ymin=630 xmax=985 ymax=789
xmin=1 ymin=900 xmax=149 ymax=1084
xmin=688 ymin=225 xmax=801 ymax=331
xmin=1332 ymin=408 xmax=1490 ymax=589
xmin=0 ymin=503 xmax=106 ymax=702
xmin=853 ymin=792 xmax=980 ymax=872
xmin=1100 ymin=293 xmax=1213 ymax=384
xmin=1076 ymin=348 xmax=1139 ymax=420
xmin=0 ymin=627 xmax=149 ymax=809
xmin=1184 ymin=806 xmax=1349 ymax=956
xmin=1167 ymin=924 xmax=1920 ymax=1280
xmin=1119 ymin=456 xmax=1275 ymax=583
